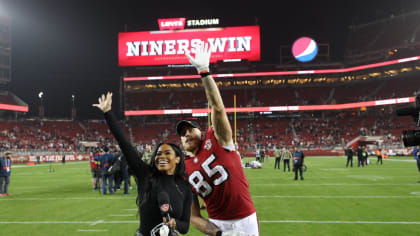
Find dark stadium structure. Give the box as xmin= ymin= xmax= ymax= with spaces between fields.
xmin=0 ymin=11 xmax=28 ymax=119
xmin=2 ymin=10 xmax=420 ymax=160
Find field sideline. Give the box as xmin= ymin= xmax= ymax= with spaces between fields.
xmin=1 ymin=156 xmax=420 ymax=235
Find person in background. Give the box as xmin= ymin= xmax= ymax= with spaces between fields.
xmin=142 ymin=144 xmax=153 ymax=165
xmin=357 ymin=146 xmax=364 ymax=167
xmin=274 ymin=146 xmax=282 ymax=170
xmin=94 ymin=146 xmax=117 ymax=195
xmin=413 ymin=146 xmax=420 ymax=182
xmin=292 ymin=146 xmax=305 ymax=181
xmin=362 ymin=146 xmax=369 ymax=166
xmin=260 ymin=148 xmax=265 ymax=163
xmin=255 ymin=148 xmax=260 ymax=162
xmin=376 ymin=148 xmax=383 ymax=165
xmin=345 ymin=147 xmax=353 ymax=168
xmin=0 ymin=152 xmax=12 ymax=196
xmin=89 ymin=148 xmax=102 ymax=191
xmin=282 ymin=147 xmax=292 ymax=172
xmin=115 ymin=153 xmax=130 ymax=195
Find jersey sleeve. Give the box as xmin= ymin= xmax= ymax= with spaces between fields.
xmin=207 ymin=126 xmax=236 ymax=152
xmin=104 ymin=111 xmax=149 ymax=179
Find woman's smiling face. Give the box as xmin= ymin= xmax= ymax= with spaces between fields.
xmin=154 ymin=144 xmax=180 ymax=175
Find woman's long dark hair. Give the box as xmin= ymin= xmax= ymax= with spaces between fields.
xmin=138 ymin=142 xmax=187 ymax=208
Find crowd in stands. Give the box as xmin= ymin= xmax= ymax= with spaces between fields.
xmin=0 ymin=119 xmax=120 ymax=154
xmin=2 ymin=72 xmax=419 ymax=154
xmin=0 ymin=105 xmax=413 ymax=155
xmin=1 ymin=111 xmax=417 ymax=157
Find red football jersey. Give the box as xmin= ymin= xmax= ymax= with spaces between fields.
xmin=90 ymin=152 xmax=100 ymax=169
xmin=185 ymin=127 xmax=256 ymax=220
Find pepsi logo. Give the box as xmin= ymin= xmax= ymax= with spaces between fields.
xmin=292 ymin=37 xmax=318 ymax=62
xmin=160 ymin=204 xmax=169 ymax=212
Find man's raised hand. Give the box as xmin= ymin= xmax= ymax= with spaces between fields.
xmin=185 ymin=41 xmax=211 ymax=74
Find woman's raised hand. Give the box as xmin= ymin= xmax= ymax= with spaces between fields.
xmin=92 ymin=92 xmax=112 ymax=113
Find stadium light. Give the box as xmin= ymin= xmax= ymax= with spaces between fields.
xmin=38 ymin=92 xmax=43 ymax=99
xmin=71 ymin=94 xmax=75 ymax=107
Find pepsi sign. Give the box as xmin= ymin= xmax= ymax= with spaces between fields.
xmin=292 ymin=37 xmax=318 ymax=62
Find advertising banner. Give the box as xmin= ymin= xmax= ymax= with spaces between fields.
xmin=119 ymin=26 xmax=260 ymax=66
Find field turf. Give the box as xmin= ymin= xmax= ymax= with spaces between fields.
xmin=1 ymin=156 xmax=420 ymax=235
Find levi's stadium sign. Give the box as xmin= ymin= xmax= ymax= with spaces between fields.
xmin=118 ymin=26 xmax=260 ymax=66
xmin=157 ymin=17 xmax=220 ymax=31
xmin=158 ymin=18 xmax=186 ymax=31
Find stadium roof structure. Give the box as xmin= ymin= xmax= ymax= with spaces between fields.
xmin=0 ymin=91 xmax=28 ymax=112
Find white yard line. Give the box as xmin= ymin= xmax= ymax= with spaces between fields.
xmin=383 ymin=159 xmax=416 ymax=162
xmin=108 ymin=214 xmax=135 ymax=217
xmin=1 ymin=195 xmax=420 ymax=201
xmin=260 ymin=220 xmax=420 ymax=224
xmin=77 ymin=229 xmax=109 ymax=232
xmin=0 ymin=197 xmax=136 ymax=201
xmin=89 ymin=220 xmax=104 ymax=226
xmin=250 ymin=183 xmax=420 ymax=186
xmin=0 ymin=220 xmax=419 ymax=225
xmin=253 ymin=195 xmax=420 ymax=198
xmin=0 ymin=220 xmax=137 ymax=224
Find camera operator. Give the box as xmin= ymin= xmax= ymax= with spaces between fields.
xmin=413 ymin=146 xmax=420 ymax=173
xmin=396 ymin=93 xmax=420 ymax=179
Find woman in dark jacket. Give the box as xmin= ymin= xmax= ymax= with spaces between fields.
xmin=93 ymin=92 xmax=192 ymax=236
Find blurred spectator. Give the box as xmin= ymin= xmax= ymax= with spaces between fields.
xmin=292 ymin=147 xmax=305 ymax=181
xmin=0 ymin=152 xmax=12 ymax=196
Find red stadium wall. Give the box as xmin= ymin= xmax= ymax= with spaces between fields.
xmin=10 ymin=154 xmax=91 ymax=164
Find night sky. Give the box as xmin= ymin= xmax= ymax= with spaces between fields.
xmin=2 ymin=0 xmax=419 ymax=119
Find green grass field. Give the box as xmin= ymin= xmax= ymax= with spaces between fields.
xmin=1 ymin=156 xmax=420 ymax=236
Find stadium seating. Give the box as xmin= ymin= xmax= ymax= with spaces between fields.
xmin=125 ymin=73 xmax=420 ymax=112
xmin=0 ymin=105 xmax=414 ymax=154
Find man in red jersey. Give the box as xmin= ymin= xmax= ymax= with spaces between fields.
xmin=176 ymin=42 xmax=258 ymax=236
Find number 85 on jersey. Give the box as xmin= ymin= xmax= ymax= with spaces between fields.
xmin=188 ymin=154 xmax=230 ymax=198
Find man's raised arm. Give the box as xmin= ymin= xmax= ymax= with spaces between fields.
xmin=186 ymin=42 xmax=233 ymax=147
